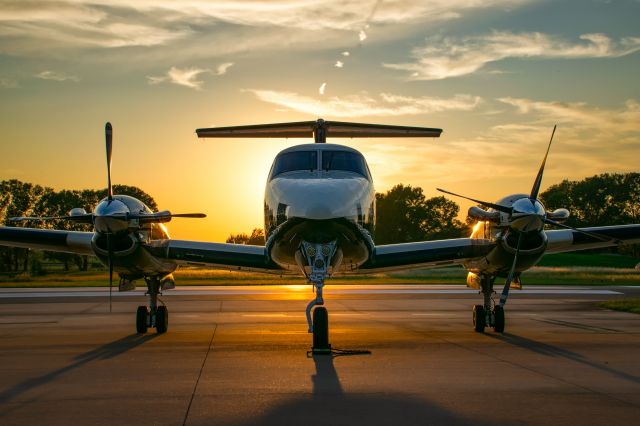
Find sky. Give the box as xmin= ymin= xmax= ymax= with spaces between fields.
xmin=0 ymin=0 xmax=639 ymax=242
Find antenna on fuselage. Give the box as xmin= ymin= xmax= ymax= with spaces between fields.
xmin=195 ymin=118 xmax=442 ymax=143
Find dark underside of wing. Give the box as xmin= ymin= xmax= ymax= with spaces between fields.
xmin=145 ymin=239 xmax=286 ymax=274
xmin=358 ymin=238 xmax=496 ymax=273
xmin=0 ymin=226 xmax=94 ymax=255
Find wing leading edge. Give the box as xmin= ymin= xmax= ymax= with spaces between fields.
xmin=546 ymin=224 xmax=640 ymax=253
xmin=359 ymin=238 xmax=496 ymax=273
xmin=0 ymin=226 xmax=94 ymax=255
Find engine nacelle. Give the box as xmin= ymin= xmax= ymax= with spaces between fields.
xmin=69 ymin=207 xmax=88 ymax=216
xmin=468 ymin=206 xmax=500 ymax=222
xmin=547 ymin=208 xmax=570 ymax=222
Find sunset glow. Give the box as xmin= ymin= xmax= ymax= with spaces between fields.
xmin=1 ymin=1 xmax=638 ymax=242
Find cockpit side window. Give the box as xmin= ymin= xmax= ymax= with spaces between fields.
xmin=321 ymin=151 xmax=369 ymax=178
xmin=271 ymin=151 xmax=317 ymax=178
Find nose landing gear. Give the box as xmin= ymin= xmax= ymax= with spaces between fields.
xmin=473 ymin=275 xmax=506 ymax=333
xmin=135 ymin=276 xmax=169 ymax=334
xmin=299 ymin=240 xmax=338 ymax=354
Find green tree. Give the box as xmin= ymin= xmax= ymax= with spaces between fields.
xmin=375 ymin=184 xmax=465 ymax=244
xmin=226 ymin=228 xmax=265 ymax=245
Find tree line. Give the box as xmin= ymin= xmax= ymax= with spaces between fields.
xmin=1 ymin=172 xmax=637 ymax=274
xmin=0 ymin=179 xmax=156 ymax=274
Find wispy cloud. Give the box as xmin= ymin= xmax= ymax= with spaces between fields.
xmin=0 ymin=1 xmax=531 ymax=57
xmin=147 ymin=66 xmax=209 ymax=90
xmin=248 ymin=89 xmax=481 ymax=117
xmin=0 ymin=78 xmax=19 ymax=89
xmin=35 ymin=70 xmax=79 ymax=82
xmin=498 ymin=97 xmax=640 ymax=134
xmin=335 ymin=60 xmax=344 ymax=68
xmin=319 ymin=83 xmax=327 ymax=95
xmin=215 ymin=62 xmax=234 ymax=76
xmin=385 ymin=32 xmax=640 ymax=80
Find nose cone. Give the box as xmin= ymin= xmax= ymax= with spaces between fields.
xmin=510 ymin=198 xmax=546 ymax=232
xmin=270 ymin=175 xmax=372 ymax=220
xmin=94 ymin=199 xmax=130 ymax=233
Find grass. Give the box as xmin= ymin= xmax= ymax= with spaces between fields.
xmin=598 ymin=299 xmax=640 ymax=314
xmin=0 ymin=253 xmax=637 ymax=288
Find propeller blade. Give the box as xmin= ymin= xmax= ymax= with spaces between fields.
xmin=8 ymin=214 xmax=94 ymax=223
xmin=107 ymin=233 xmax=113 ymax=313
xmin=127 ymin=212 xmax=207 ymax=224
xmin=436 ymin=188 xmax=512 ymax=214
xmin=544 ymin=218 xmax=621 ymax=244
xmin=529 ymin=125 xmax=556 ymax=201
xmin=500 ymin=232 xmax=523 ymax=307
xmin=106 ymin=122 xmax=113 ymax=201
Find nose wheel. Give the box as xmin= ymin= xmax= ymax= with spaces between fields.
xmin=136 ymin=277 xmax=169 ymax=334
xmin=312 ymin=306 xmax=330 ymax=353
xmin=473 ymin=275 xmax=506 ymax=333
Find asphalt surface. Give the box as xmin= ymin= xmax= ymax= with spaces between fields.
xmin=1 ymin=284 xmax=639 ymax=426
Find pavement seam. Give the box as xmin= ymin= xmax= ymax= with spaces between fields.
xmin=182 ymin=324 xmax=217 ymax=426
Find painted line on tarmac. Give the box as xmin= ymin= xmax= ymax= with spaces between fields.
xmin=0 ymin=288 xmax=622 ymax=299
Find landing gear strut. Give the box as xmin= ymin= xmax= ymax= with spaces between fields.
xmin=472 ymin=275 xmax=505 ymax=333
xmin=300 ymin=240 xmax=338 ymax=354
xmin=136 ymin=276 xmax=168 ymax=334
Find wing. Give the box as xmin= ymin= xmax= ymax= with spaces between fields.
xmin=546 ymin=224 xmax=640 ymax=253
xmin=0 ymin=226 xmax=94 ymax=255
xmin=144 ymin=239 xmax=286 ymax=274
xmin=358 ymin=238 xmax=496 ymax=273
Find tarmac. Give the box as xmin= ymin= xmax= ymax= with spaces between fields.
xmin=1 ymin=284 xmax=639 ymax=426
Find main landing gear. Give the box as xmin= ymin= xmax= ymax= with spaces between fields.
xmin=300 ymin=240 xmax=338 ymax=354
xmin=136 ymin=276 xmax=168 ymax=334
xmin=472 ymin=275 xmax=506 ymax=333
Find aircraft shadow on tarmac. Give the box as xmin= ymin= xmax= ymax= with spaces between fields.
xmin=487 ymin=333 xmax=640 ymax=384
xmin=0 ymin=333 xmax=157 ymax=412
xmin=226 ymin=354 xmax=483 ymax=426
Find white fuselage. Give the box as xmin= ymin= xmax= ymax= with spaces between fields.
xmin=263 ymin=143 xmax=376 ymax=272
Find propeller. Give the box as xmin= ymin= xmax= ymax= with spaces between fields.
xmin=106 ymin=122 xmax=113 ymax=201
xmin=530 ymin=125 xmax=556 ymax=201
xmin=107 ymin=233 xmax=113 ymax=313
xmin=436 ymin=188 xmax=511 ymax=214
xmin=500 ymin=232 xmax=523 ymax=307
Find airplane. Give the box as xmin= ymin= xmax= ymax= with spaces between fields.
xmin=1 ymin=119 xmax=639 ymax=354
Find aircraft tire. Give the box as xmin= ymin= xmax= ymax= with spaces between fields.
xmin=156 ymin=306 xmax=168 ymax=334
xmin=473 ymin=305 xmax=486 ymax=332
xmin=312 ymin=307 xmax=329 ymax=350
xmin=493 ymin=306 xmax=505 ymax=333
xmin=136 ymin=306 xmax=148 ymax=334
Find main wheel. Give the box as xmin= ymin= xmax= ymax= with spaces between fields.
xmin=312 ymin=307 xmax=330 ymax=350
xmin=136 ymin=306 xmax=148 ymax=334
xmin=473 ymin=305 xmax=486 ymax=333
xmin=493 ymin=305 xmax=505 ymax=333
xmin=155 ymin=305 xmax=168 ymax=334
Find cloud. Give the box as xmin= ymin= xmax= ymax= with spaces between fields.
xmin=358 ymin=29 xmax=367 ymax=42
xmin=0 ymin=1 xmax=531 ymax=57
xmin=498 ymin=97 xmax=640 ymax=134
xmin=342 ymin=51 xmax=350 ymax=56
xmin=215 ymin=62 xmax=234 ymax=76
xmin=147 ymin=66 xmax=209 ymax=90
xmin=0 ymin=78 xmax=19 ymax=89
xmin=248 ymin=89 xmax=481 ymax=117
xmin=35 ymin=70 xmax=79 ymax=82
xmin=335 ymin=60 xmax=344 ymax=68
xmin=319 ymin=83 xmax=327 ymax=95
xmin=385 ymin=32 xmax=640 ymax=80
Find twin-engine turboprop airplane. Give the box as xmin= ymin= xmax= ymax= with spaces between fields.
xmin=1 ymin=119 xmax=639 ymax=352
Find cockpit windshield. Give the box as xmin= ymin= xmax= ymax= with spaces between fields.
xmin=271 ymin=151 xmax=317 ymax=177
xmin=321 ymin=150 xmax=369 ymax=178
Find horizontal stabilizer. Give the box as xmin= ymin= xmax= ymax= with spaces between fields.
xmin=196 ymin=119 xmax=442 ymax=143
